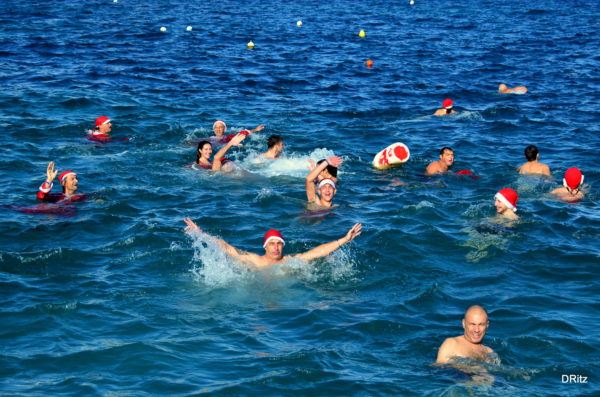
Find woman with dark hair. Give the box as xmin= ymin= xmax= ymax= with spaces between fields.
xmin=193 ymin=133 xmax=246 ymax=172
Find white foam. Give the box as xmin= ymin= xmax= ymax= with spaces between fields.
xmin=241 ymin=147 xmax=336 ymax=178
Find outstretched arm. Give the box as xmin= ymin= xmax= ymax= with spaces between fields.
xmin=305 ymin=156 xmax=342 ymax=201
xmin=250 ymin=125 xmax=264 ymax=133
xmin=184 ymin=217 xmax=253 ymax=261
xmin=294 ymin=223 xmax=362 ymax=261
xmin=37 ymin=161 xmax=59 ymax=200
xmin=212 ymin=133 xmax=247 ymax=171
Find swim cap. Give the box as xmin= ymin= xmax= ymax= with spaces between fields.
xmin=442 ymin=98 xmax=453 ymax=109
xmin=58 ymin=170 xmax=76 ymax=182
xmin=318 ymin=178 xmax=336 ymax=190
xmin=563 ymin=168 xmax=584 ymax=189
xmin=95 ymin=116 xmax=111 ymax=127
xmin=263 ymin=229 xmax=285 ymax=248
xmin=495 ymin=188 xmax=518 ymax=212
xmin=213 ymin=120 xmax=227 ymax=130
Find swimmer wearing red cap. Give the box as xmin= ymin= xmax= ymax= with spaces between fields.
xmin=426 ymin=147 xmax=454 ymax=175
xmin=306 ymin=156 xmax=343 ymax=208
xmin=550 ymin=168 xmax=585 ymax=202
xmin=433 ymin=98 xmax=457 ymax=116
xmin=194 ymin=132 xmax=247 ymax=171
xmin=183 ymin=218 xmax=362 ymax=268
xmin=518 ymin=145 xmax=551 ymax=176
xmin=494 ymin=188 xmax=519 ymax=220
xmin=211 ymin=120 xmax=264 ymax=144
xmin=498 ymin=84 xmax=528 ymax=94
xmin=36 ymin=161 xmax=85 ymax=203
xmin=88 ymin=116 xmax=112 ymax=140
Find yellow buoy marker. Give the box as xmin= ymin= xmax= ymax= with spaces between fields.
xmin=247 ymin=40 xmax=255 ymax=49
xmin=297 ymin=20 xmax=303 ymax=27
xmin=160 ymin=26 xmax=167 ymax=32
xmin=358 ymin=29 xmax=366 ymax=38
xmin=186 ymin=26 xmax=193 ymax=31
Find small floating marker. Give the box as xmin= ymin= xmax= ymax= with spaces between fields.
xmin=160 ymin=26 xmax=167 ymax=32
xmin=410 ymin=0 xmax=414 ymax=5
xmin=186 ymin=26 xmax=193 ymax=31
xmin=247 ymin=40 xmax=255 ymax=49
xmin=297 ymin=20 xmax=303 ymax=27
xmin=366 ymin=59 xmax=373 ymax=68
xmin=358 ymin=29 xmax=366 ymax=38
xmin=113 ymin=0 xmax=118 ymax=3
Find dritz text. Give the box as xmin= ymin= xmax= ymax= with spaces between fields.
xmin=562 ymin=375 xmax=588 ymax=384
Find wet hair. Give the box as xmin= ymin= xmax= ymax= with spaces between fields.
xmin=440 ymin=147 xmax=454 ymax=156
xmin=196 ymin=141 xmax=211 ymax=164
xmin=317 ymin=159 xmax=338 ymax=178
xmin=524 ymin=145 xmax=538 ymax=161
xmin=267 ymin=135 xmax=283 ymax=149
xmin=446 ymin=108 xmax=452 ymax=114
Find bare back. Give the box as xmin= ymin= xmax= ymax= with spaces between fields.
xmin=518 ymin=161 xmax=550 ymax=176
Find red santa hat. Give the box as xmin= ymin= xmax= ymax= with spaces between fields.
xmin=263 ymin=229 xmax=285 ymax=248
xmin=495 ymin=188 xmax=518 ymax=212
xmin=58 ymin=170 xmax=76 ymax=182
xmin=563 ymin=168 xmax=584 ymax=189
xmin=442 ymin=98 xmax=453 ymax=109
xmin=95 ymin=116 xmax=111 ymax=127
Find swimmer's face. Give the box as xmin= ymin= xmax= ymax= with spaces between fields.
xmin=98 ymin=121 xmax=112 ymax=134
xmin=199 ymin=143 xmax=213 ymax=160
xmin=440 ymin=150 xmax=454 ymax=167
xmin=318 ymin=184 xmax=336 ymax=202
xmin=265 ymin=240 xmax=284 ymax=260
xmin=275 ymin=141 xmax=284 ymax=155
xmin=494 ymin=198 xmax=508 ymax=214
xmin=213 ymin=121 xmax=226 ymax=137
xmin=62 ymin=174 xmax=78 ymax=192
xmin=462 ymin=310 xmax=489 ymax=344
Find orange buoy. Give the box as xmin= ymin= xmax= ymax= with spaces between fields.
xmin=365 ymin=59 xmax=373 ymax=68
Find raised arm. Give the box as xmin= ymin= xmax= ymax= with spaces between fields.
xmin=294 ymin=223 xmax=362 ymax=261
xmin=184 ymin=217 xmax=254 ymax=261
xmin=249 ymin=125 xmax=264 ymax=133
xmin=37 ymin=161 xmax=59 ymax=200
xmin=212 ymin=133 xmax=247 ymax=171
xmin=305 ymin=156 xmax=342 ymax=201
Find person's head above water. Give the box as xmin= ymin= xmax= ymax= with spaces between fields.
xmin=462 ymin=305 xmax=489 ymax=345
xmin=267 ymin=135 xmax=283 ymax=149
xmin=442 ymin=98 xmax=453 ymax=114
xmin=317 ymin=178 xmax=337 ymax=203
xmin=196 ymin=140 xmax=212 ymax=163
xmin=440 ymin=147 xmax=454 ymax=167
xmin=563 ymin=168 xmax=584 ymax=190
xmin=212 ymin=120 xmax=227 ymax=137
xmin=524 ymin=145 xmax=539 ymax=162
xmin=263 ymin=229 xmax=285 ymax=260
xmin=94 ymin=116 xmax=112 ymax=134
xmin=58 ymin=170 xmax=78 ymax=194
xmin=495 ymin=188 xmax=518 ymax=216
xmin=316 ymin=159 xmax=338 ymax=179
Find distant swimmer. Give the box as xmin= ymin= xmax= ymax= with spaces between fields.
xmin=306 ymin=156 xmax=342 ymax=208
xmin=425 ymin=147 xmax=454 ymax=175
xmin=494 ymin=188 xmax=519 ymax=220
xmin=436 ymin=305 xmax=498 ymax=365
xmin=261 ymin=135 xmax=284 ymax=159
xmin=550 ymin=167 xmax=585 ymax=202
xmin=36 ymin=161 xmax=85 ymax=203
xmin=518 ymin=145 xmax=551 ymax=176
xmin=498 ymin=84 xmax=528 ymax=94
xmin=193 ymin=133 xmax=247 ymax=172
xmin=433 ymin=98 xmax=457 ymax=116
xmin=211 ymin=120 xmax=264 ymax=144
xmin=87 ymin=116 xmax=128 ymax=142
xmin=183 ymin=218 xmax=362 ymax=268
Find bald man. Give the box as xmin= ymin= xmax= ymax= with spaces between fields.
xmin=436 ymin=305 xmax=497 ymax=364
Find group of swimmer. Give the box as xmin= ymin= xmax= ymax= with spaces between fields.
xmin=30 ymin=83 xmax=588 ymax=369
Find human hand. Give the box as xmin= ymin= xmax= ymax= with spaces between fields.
xmin=46 ymin=161 xmax=58 ymax=183
xmin=307 ymin=159 xmax=316 ymax=171
xmin=252 ymin=125 xmax=264 ymax=133
xmin=345 ymin=223 xmax=362 ymax=243
xmin=231 ymin=133 xmax=247 ymax=146
xmin=326 ymin=156 xmax=343 ymax=168
xmin=184 ymin=217 xmax=201 ymax=233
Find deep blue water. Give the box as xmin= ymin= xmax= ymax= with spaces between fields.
xmin=1 ymin=0 xmax=599 ymax=395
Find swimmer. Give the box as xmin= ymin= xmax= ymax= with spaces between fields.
xmin=261 ymin=135 xmax=284 ymax=159
xmin=88 ymin=116 xmax=112 ymax=140
xmin=36 ymin=161 xmax=85 ymax=203
xmin=494 ymin=188 xmax=519 ymax=220
xmin=425 ymin=147 xmax=454 ymax=175
xmin=518 ymin=145 xmax=551 ymax=176
xmin=194 ymin=133 xmax=247 ymax=172
xmin=307 ymin=159 xmax=339 ymax=185
xmin=183 ymin=218 xmax=362 ymax=268
xmin=306 ymin=156 xmax=342 ymax=208
xmin=433 ymin=98 xmax=457 ymax=116
xmin=436 ymin=305 xmax=497 ymax=365
xmin=550 ymin=167 xmax=585 ymax=202
xmin=212 ymin=120 xmax=264 ymax=143
xmin=498 ymin=83 xmax=528 ymax=94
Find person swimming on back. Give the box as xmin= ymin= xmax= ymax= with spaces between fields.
xmin=433 ymin=98 xmax=457 ymax=116
xmin=494 ymin=188 xmax=519 ymax=220
xmin=184 ymin=218 xmax=362 ymax=269
xmin=425 ymin=147 xmax=455 ymax=175
xmin=193 ymin=132 xmax=247 ymax=172
xmin=261 ymin=135 xmax=284 ymax=159
xmin=498 ymin=83 xmax=528 ymax=94
xmin=306 ymin=156 xmax=342 ymax=208
xmin=550 ymin=168 xmax=585 ymax=202
xmin=36 ymin=161 xmax=86 ymax=204
xmin=211 ymin=120 xmax=264 ymax=144
xmin=518 ymin=145 xmax=551 ymax=176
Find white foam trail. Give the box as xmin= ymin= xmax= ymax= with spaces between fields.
xmin=240 ymin=147 xmax=336 ymax=178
